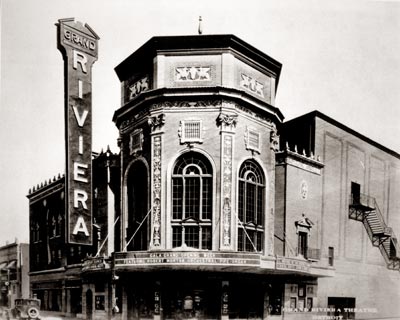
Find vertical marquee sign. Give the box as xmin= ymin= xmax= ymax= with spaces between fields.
xmin=56 ymin=18 xmax=99 ymax=245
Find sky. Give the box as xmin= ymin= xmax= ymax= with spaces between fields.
xmin=0 ymin=0 xmax=399 ymax=245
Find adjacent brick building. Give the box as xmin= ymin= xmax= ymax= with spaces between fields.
xmin=27 ymin=151 xmax=119 ymax=316
xmin=0 ymin=240 xmax=29 ymax=308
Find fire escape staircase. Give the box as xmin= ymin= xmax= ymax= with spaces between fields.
xmin=349 ymin=193 xmax=400 ymax=271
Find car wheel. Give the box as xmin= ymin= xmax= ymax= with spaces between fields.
xmin=27 ymin=307 xmax=39 ymax=319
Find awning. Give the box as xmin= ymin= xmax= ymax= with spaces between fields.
xmin=5 ymin=260 xmax=16 ymax=269
xmin=0 ymin=262 xmax=7 ymax=270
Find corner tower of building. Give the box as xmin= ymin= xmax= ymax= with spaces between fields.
xmin=109 ymin=34 xmax=286 ymax=319
xmin=113 ymin=34 xmax=283 ymax=254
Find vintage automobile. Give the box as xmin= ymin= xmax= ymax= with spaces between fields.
xmin=5 ymin=298 xmax=41 ymax=320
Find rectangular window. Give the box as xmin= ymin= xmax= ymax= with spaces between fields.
xmin=269 ymin=284 xmax=283 ymax=315
xmin=95 ymin=295 xmax=105 ymax=310
xmin=351 ymin=182 xmax=361 ymax=205
xmin=248 ymin=131 xmax=260 ymax=149
xmin=245 ymin=127 xmax=261 ymax=153
xmin=172 ymin=178 xmax=183 ymax=220
xmin=238 ymin=181 xmax=244 ymax=222
xmin=290 ymin=297 xmax=297 ymax=310
xmin=327 ymin=297 xmax=356 ymax=319
xmin=298 ymin=285 xmax=305 ymax=297
xmin=201 ymin=227 xmax=212 ymax=250
xmin=298 ymin=232 xmax=308 ymax=258
xmin=307 ymin=297 xmax=313 ymax=311
xmin=256 ymin=186 xmax=264 ymax=225
xmin=129 ymin=129 xmax=143 ymax=155
xmin=328 ymin=247 xmax=334 ymax=266
xmin=238 ymin=229 xmax=244 ymax=251
xmin=256 ymin=232 xmax=263 ymax=252
xmin=185 ymin=177 xmax=200 ymax=219
xmin=246 ymin=183 xmax=256 ymax=223
xmin=288 ymin=284 xmax=315 ymax=312
xmin=185 ymin=121 xmax=201 ymax=139
xmin=202 ymin=177 xmax=212 ymax=220
xmin=185 ymin=226 xmax=199 ymax=248
xmin=245 ymin=229 xmax=255 ymax=252
xmin=172 ymin=227 xmax=182 ymax=248
xmin=180 ymin=120 xmax=202 ymax=143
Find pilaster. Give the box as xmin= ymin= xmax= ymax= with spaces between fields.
xmin=217 ymin=112 xmax=238 ymax=251
xmin=149 ymin=114 xmax=165 ymax=249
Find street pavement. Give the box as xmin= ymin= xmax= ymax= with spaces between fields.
xmin=0 ymin=308 xmax=80 ymax=320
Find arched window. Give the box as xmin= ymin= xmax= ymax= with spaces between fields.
xmin=127 ymin=160 xmax=149 ymax=251
xmin=172 ymin=152 xmax=213 ymax=250
xmin=238 ymin=160 xmax=265 ymax=252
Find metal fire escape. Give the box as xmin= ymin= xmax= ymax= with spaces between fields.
xmin=349 ymin=193 xmax=400 ymax=271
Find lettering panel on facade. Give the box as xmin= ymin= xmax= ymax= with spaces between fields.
xmin=57 ymin=18 xmax=99 ymax=245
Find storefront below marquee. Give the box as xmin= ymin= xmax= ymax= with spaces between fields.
xmin=81 ymin=269 xmax=321 ymax=320
xmin=78 ymin=252 xmax=330 ymax=320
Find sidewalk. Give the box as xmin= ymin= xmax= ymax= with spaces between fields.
xmin=39 ymin=311 xmax=80 ymax=320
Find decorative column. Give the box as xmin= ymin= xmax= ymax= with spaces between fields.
xmin=62 ymin=281 xmax=67 ymax=314
xmin=217 ymin=112 xmax=238 ymax=250
xmin=221 ymin=281 xmax=229 ymax=320
xmin=153 ymin=281 xmax=161 ymax=320
xmin=121 ymin=285 xmax=128 ymax=320
xmin=148 ymin=114 xmax=165 ymax=249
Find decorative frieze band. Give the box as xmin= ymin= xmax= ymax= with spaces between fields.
xmin=175 ymin=66 xmax=211 ymax=81
xmin=151 ymin=100 xmax=221 ymax=110
xmin=119 ymin=100 xmax=221 ymax=132
xmin=240 ymin=73 xmax=264 ymax=97
xmin=128 ymin=76 xmax=149 ymax=101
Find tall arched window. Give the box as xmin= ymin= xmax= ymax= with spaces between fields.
xmin=172 ymin=152 xmax=213 ymax=250
xmin=127 ymin=160 xmax=149 ymax=251
xmin=238 ymin=160 xmax=265 ymax=252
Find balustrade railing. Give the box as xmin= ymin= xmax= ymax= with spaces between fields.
xmin=295 ymin=247 xmax=321 ymax=261
xmin=349 ymin=192 xmax=375 ymax=209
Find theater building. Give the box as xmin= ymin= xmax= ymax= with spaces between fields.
xmin=82 ymin=34 xmax=400 ymax=320
xmin=28 ymin=18 xmax=400 ymax=320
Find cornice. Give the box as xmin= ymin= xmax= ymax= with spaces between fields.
xmin=113 ymin=86 xmax=284 ymax=129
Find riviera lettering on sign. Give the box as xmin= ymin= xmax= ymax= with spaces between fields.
xmin=73 ymin=50 xmax=88 ymax=73
xmin=57 ymin=18 xmax=99 ymax=245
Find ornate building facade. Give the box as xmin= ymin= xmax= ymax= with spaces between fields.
xmin=106 ymin=34 xmax=289 ymax=320
xmin=28 ymin=21 xmax=400 ymax=320
xmin=82 ymin=34 xmax=400 ymax=320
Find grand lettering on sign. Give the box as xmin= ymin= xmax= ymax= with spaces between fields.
xmin=64 ymin=29 xmax=96 ymax=51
